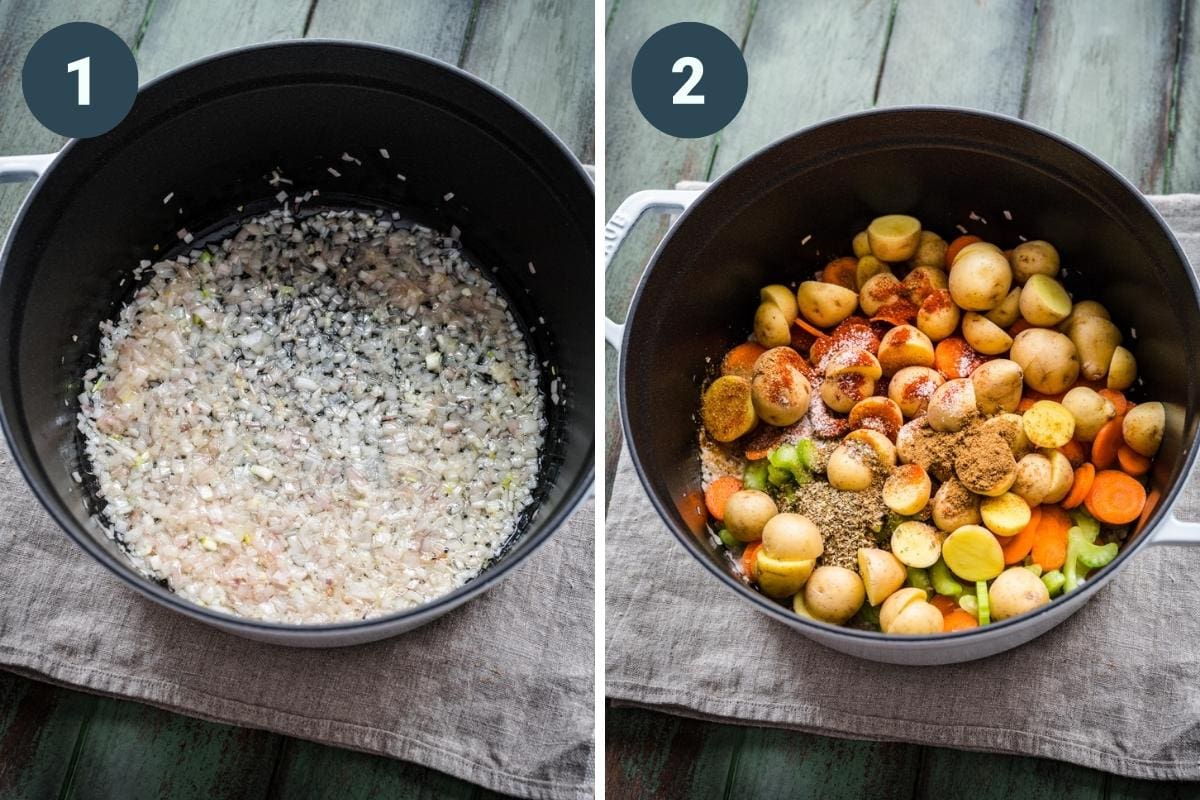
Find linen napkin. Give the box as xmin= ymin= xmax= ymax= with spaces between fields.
xmin=605 ymin=194 xmax=1200 ymax=780
xmin=0 ymin=440 xmax=594 ymax=800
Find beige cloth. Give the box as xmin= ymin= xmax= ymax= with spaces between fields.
xmin=605 ymin=195 xmax=1200 ymax=781
xmin=0 ymin=437 xmax=594 ymax=800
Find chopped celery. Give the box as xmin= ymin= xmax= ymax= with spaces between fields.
xmin=795 ymin=439 xmax=819 ymax=472
xmin=767 ymin=464 xmax=792 ymax=486
xmin=1063 ymin=508 xmax=1118 ymax=593
xmin=1024 ymin=563 xmax=1043 ymax=577
xmin=906 ymin=566 xmax=932 ymax=592
xmin=718 ymin=529 xmax=738 ymax=549
xmin=768 ymin=443 xmax=811 ymax=485
xmin=930 ymin=558 xmax=964 ymax=597
xmin=743 ymin=460 xmax=769 ymax=492
xmin=853 ymin=601 xmax=881 ymax=631
xmin=1042 ymin=569 xmax=1065 ymax=597
xmin=976 ymin=581 xmax=990 ymax=626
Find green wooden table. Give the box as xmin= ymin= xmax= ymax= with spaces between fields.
xmin=0 ymin=1 xmax=591 ymax=797
xmin=605 ymin=0 xmax=1200 ymax=796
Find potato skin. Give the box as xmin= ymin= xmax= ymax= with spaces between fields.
xmin=909 ymin=231 xmax=948 ymax=270
xmin=1060 ymin=386 xmax=1115 ymax=442
xmin=859 ymin=272 xmax=906 ymax=316
xmin=1123 ymin=402 xmax=1165 ymax=457
xmin=917 ymin=289 xmax=961 ymax=341
xmin=877 ymin=325 xmax=935 ymax=376
xmin=1107 ymin=346 xmax=1137 ymax=390
xmin=754 ymin=302 xmax=792 ymax=347
xmin=867 ymin=214 xmax=921 ymax=261
xmin=797 ymin=281 xmax=859 ymax=327
xmin=927 ymin=378 xmax=977 ymax=433
xmin=961 ymin=311 xmax=1013 ymax=355
xmin=803 ymin=566 xmax=865 ymax=624
xmin=725 ymin=489 xmax=779 ymax=542
xmin=931 ymin=477 xmax=982 ymax=532
xmin=702 ymin=375 xmax=758 ymax=442
xmin=888 ymin=366 xmax=945 ymax=418
xmin=1066 ymin=314 xmax=1122 ymax=381
xmin=1009 ymin=328 xmax=1080 ymax=394
xmin=984 ymin=287 xmax=1022 ymax=328
xmin=1009 ymin=240 xmax=1060 ymax=284
xmin=989 ymin=567 xmax=1050 ymax=620
xmin=971 ymin=359 xmax=1023 ymax=415
xmin=751 ymin=347 xmax=813 ymax=426
xmin=1011 ymin=453 xmax=1053 ymax=506
xmin=949 ymin=246 xmax=1012 ymax=311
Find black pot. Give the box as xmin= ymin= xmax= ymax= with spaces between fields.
xmin=609 ymin=107 xmax=1200 ymax=664
xmin=0 ymin=41 xmax=593 ymax=646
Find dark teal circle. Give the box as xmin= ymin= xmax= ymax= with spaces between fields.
xmin=631 ymin=22 xmax=748 ymax=139
xmin=22 ymin=22 xmax=138 ymax=138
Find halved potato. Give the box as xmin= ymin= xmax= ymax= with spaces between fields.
xmin=890 ymin=521 xmax=943 ymax=568
xmin=797 ymin=281 xmax=858 ymax=327
xmin=858 ymin=547 xmax=907 ymax=606
xmin=908 ymin=231 xmax=948 ymax=270
xmin=1019 ymin=274 xmax=1073 ymax=327
xmin=903 ymin=266 xmax=949 ymax=305
xmin=971 ymin=359 xmax=1023 ymax=415
xmin=886 ymin=600 xmax=945 ymax=634
xmin=762 ymin=513 xmax=824 ymax=561
xmin=917 ymin=289 xmax=961 ymax=342
xmin=942 ymin=525 xmax=1005 ymax=581
xmin=980 ymin=492 xmax=1032 ymax=537
xmin=927 ymin=378 xmax=977 ymax=433
xmin=867 ymin=214 xmax=921 ymax=261
xmin=1123 ymin=402 xmax=1165 ymax=457
xmin=882 ymin=463 xmax=932 ymax=515
xmin=1060 ymin=386 xmax=1115 ymax=442
xmin=859 ymin=272 xmax=906 ymax=316
xmin=852 ymin=230 xmax=872 ymax=258
xmin=856 ymin=255 xmax=890 ymax=289
xmin=1009 ymin=328 xmax=1079 ymax=394
xmin=877 ymin=325 xmax=935 ymax=376
xmin=984 ymin=287 xmax=1022 ymax=328
xmin=1041 ymin=448 xmax=1074 ymax=504
xmin=826 ymin=443 xmax=875 ymax=491
xmin=879 ymin=587 xmax=927 ymax=631
xmin=1011 ymin=453 xmax=1053 ymax=506
xmin=888 ymin=366 xmax=945 ymax=418
xmin=1022 ymin=400 xmax=1075 ymax=449
xmin=931 ymin=477 xmax=982 ymax=532
xmin=961 ymin=311 xmax=1013 ymax=355
xmin=754 ymin=302 xmax=792 ymax=347
xmin=803 ymin=566 xmax=865 ymax=624
xmin=821 ymin=374 xmax=875 ymax=414
xmin=724 ymin=489 xmax=778 ymax=542
xmin=845 ymin=428 xmax=898 ymax=467
xmin=849 ymin=396 xmax=904 ymax=442
xmin=760 ymin=284 xmax=799 ymax=322
xmin=702 ymin=375 xmax=757 ymax=442
xmin=1066 ymin=314 xmax=1122 ymax=381
xmin=1107 ymin=346 xmax=1137 ymax=391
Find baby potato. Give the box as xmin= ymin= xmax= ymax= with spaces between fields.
xmin=984 ymin=287 xmax=1022 ymax=328
xmin=867 ymin=214 xmax=922 ymax=261
xmin=971 ymin=359 xmax=1024 ymax=415
xmin=845 ymin=428 xmax=898 ymax=468
xmin=942 ymin=524 xmax=1005 ymax=581
xmin=760 ymin=284 xmax=799 ymax=322
xmin=988 ymin=566 xmax=1050 ymax=621
xmin=1019 ymin=275 xmax=1073 ymax=327
xmin=755 ymin=552 xmax=816 ymax=599
xmin=849 ymin=396 xmax=905 ymax=442
xmin=1123 ymin=401 xmax=1165 ymax=457
xmin=1022 ymin=400 xmax=1076 ymax=448
xmin=932 ymin=477 xmax=982 ymax=532
xmin=879 ymin=587 xmax=928 ymax=632
xmin=1107 ymin=346 xmax=1137 ymax=391
xmin=762 ymin=513 xmax=824 ymax=561
xmin=961 ymin=311 xmax=1014 ymax=356
xmin=983 ymin=412 xmax=1033 ymax=456
xmin=825 ymin=349 xmax=883 ymax=380
xmin=856 ymin=255 xmax=890 ymax=290
xmin=852 ymin=230 xmax=872 ymax=258
xmin=888 ymin=366 xmax=945 ymax=418
xmin=1066 ymin=314 xmax=1122 ymax=381
xmin=797 ymin=281 xmax=859 ymax=328
xmin=754 ymin=302 xmax=792 ymax=347
xmin=903 ymin=265 xmax=949 ymax=305
xmin=803 ymin=566 xmax=866 ymax=624
xmin=953 ymin=240 xmax=1003 ymax=265
xmin=724 ymin=489 xmax=778 ymax=542
xmin=909 ymin=231 xmax=949 ymax=270
xmin=859 ymin=272 xmax=906 ymax=315
xmin=1011 ymin=453 xmax=1053 ymax=506
xmin=949 ymin=246 xmax=1012 ymax=311
xmin=1009 ymin=240 xmax=1060 ymax=284
xmin=927 ymin=378 xmax=978 ymax=433
xmin=858 ymin=547 xmax=908 ymax=606
xmin=826 ymin=443 xmax=875 ymax=491
xmin=821 ymin=374 xmax=875 ymax=414
xmin=1009 ymin=328 xmax=1080 ymax=394
xmin=980 ymin=492 xmax=1032 ymax=537
xmin=877 ymin=325 xmax=935 ymax=375
xmin=1060 ymin=386 xmax=1115 ymax=442
xmin=1058 ymin=299 xmax=1110 ymax=332
xmin=752 ymin=348 xmax=813 ymax=426
xmin=917 ymin=289 xmax=961 ymax=342
xmin=1041 ymin=448 xmax=1075 ymax=504
xmin=701 ymin=375 xmax=757 ymax=442
xmin=883 ymin=464 xmax=932 ymax=515
xmin=887 ymin=600 xmax=945 ymax=635
xmin=890 ymin=521 xmax=944 ymax=568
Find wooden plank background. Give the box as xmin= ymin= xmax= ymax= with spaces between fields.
xmin=605 ymin=0 xmax=1200 ymax=797
xmin=0 ymin=0 xmax=591 ymax=797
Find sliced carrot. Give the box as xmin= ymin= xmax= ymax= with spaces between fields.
xmin=1117 ymin=445 xmax=1152 ymax=477
xmin=871 ymin=300 xmax=919 ymax=326
xmin=930 ymin=594 xmax=959 ymax=616
xmin=1099 ymin=389 xmax=1129 ymax=416
xmin=1061 ymin=463 xmax=1096 ymax=510
xmin=1058 ymin=439 xmax=1087 ymax=468
xmin=1009 ymin=319 xmax=1033 ymax=336
xmin=1091 ymin=416 xmax=1126 ymax=469
xmin=1031 ymin=505 xmax=1070 ymax=571
xmin=720 ymin=342 xmax=767 ymax=380
xmin=1085 ymin=470 xmax=1147 ymax=525
xmin=1002 ymin=505 xmax=1042 ymax=565
xmin=945 ymin=234 xmax=983 ymax=269
xmin=1139 ymin=486 xmax=1162 ymax=530
xmin=943 ymin=609 xmax=979 ymax=632
xmin=822 ymin=257 xmax=858 ymax=290
xmin=934 ymin=337 xmax=987 ymax=379
xmin=704 ymin=476 xmax=743 ymax=521
xmin=793 ymin=316 xmax=830 ymax=340
xmin=1017 ymin=396 xmax=1037 ymax=413
xmin=742 ymin=542 xmax=762 ymax=576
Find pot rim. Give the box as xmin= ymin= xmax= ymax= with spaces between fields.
xmin=0 ymin=39 xmax=594 ymax=637
xmin=619 ymin=104 xmax=1200 ymax=646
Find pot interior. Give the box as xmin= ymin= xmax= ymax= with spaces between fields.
xmin=0 ymin=42 xmax=594 ymax=629
xmin=622 ymin=108 xmax=1199 ymax=631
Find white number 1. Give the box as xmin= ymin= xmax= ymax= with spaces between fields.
xmin=67 ymin=56 xmax=91 ymax=106
xmin=672 ymin=56 xmax=704 ymax=105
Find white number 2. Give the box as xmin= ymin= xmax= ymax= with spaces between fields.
xmin=67 ymin=56 xmax=91 ymax=106
xmin=671 ymin=56 xmax=704 ymax=105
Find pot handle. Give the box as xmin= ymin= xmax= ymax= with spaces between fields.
xmin=603 ymin=188 xmax=701 ymax=351
xmin=1150 ymin=508 xmax=1200 ymax=546
xmin=0 ymin=153 xmax=56 ymax=184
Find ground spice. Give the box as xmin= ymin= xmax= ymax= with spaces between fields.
xmin=777 ymin=475 xmax=888 ymax=571
xmin=753 ymin=348 xmax=810 ymax=409
xmin=896 ymin=417 xmax=960 ymax=481
xmin=955 ymin=428 xmax=1017 ymax=495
